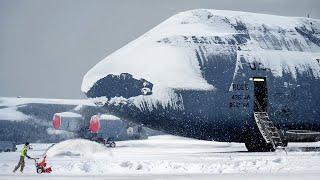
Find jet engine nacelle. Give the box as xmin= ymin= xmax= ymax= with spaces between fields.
xmin=52 ymin=112 xmax=84 ymax=132
xmin=89 ymin=114 xmax=146 ymax=140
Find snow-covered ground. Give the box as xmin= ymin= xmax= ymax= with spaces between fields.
xmin=1 ymin=135 xmax=320 ymax=179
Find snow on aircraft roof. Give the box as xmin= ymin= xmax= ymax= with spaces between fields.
xmin=100 ymin=114 xmax=121 ymax=121
xmin=54 ymin=112 xmax=82 ymax=118
xmin=0 ymin=97 xmax=94 ymax=107
xmin=0 ymin=107 xmax=28 ymax=121
xmin=81 ymin=9 xmax=320 ymax=95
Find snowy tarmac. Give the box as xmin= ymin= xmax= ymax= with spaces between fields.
xmin=1 ymin=135 xmax=320 ymax=179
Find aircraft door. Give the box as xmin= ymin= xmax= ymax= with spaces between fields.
xmin=252 ymin=77 xmax=268 ymax=112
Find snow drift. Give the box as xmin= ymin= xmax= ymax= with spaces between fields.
xmin=46 ymin=139 xmax=108 ymax=157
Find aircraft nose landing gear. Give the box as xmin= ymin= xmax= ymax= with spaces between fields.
xmin=92 ymin=137 xmax=116 ymax=148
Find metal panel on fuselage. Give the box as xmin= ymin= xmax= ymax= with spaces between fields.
xmin=101 ymin=61 xmax=320 ymax=143
xmin=173 ymin=58 xmax=320 ymax=143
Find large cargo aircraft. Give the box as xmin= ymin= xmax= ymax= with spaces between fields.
xmin=81 ymin=9 xmax=320 ymax=151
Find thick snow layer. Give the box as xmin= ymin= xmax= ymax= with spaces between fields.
xmin=169 ymin=9 xmax=303 ymax=29
xmin=0 ymin=107 xmax=28 ymax=121
xmin=100 ymin=114 xmax=121 ymax=121
xmin=82 ymin=43 xmax=214 ymax=92
xmin=130 ymin=86 xmax=185 ymax=111
xmin=54 ymin=112 xmax=82 ymax=118
xmin=81 ymin=9 xmax=320 ymax=94
xmin=0 ymin=97 xmax=94 ymax=107
xmin=239 ymin=49 xmax=320 ymax=78
xmin=1 ymin=135 xmax=320 ymax=179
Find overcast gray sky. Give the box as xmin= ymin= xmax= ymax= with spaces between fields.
xmin=0 ymin=0 xmax=319 ymax=99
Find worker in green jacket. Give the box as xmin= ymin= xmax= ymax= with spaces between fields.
xmin=13 ymin=142 xmax=31 ymax=173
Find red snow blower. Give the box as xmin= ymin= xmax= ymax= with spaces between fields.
xmin=31 ymin=155 xmax=52 ymax=174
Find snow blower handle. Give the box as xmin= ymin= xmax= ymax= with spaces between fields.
xmin=30 ymin=157 xmax=39 ymax=165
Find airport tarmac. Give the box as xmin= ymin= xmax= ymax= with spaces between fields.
xmin=1 ymin=135 xmax=320 ymax=179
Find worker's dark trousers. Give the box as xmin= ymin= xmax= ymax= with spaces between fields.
xmin=13 ymin=156 xmax=25 ymax=172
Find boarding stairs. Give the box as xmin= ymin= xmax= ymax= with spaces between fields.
xmin=253 ymin=112 xmax=286 ymax=150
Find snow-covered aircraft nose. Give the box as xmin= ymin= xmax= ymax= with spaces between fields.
xmin=81 ymin=10 xmax=225 ymax=113
xmin=81 ymin=9 xmax=247 ymax=141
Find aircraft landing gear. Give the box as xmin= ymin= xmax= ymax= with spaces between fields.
xmin=245 ymin=141 xmax=275 ymax=152
xmin=107 ymin=141 xmax=116 ymax=148
xmin=91 ymin=137 xmax=116 ymax=148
